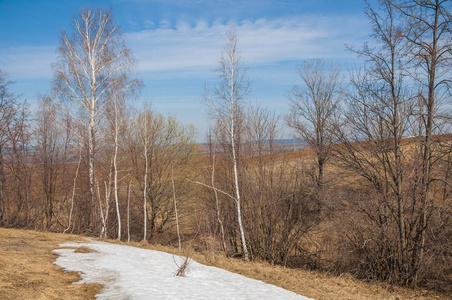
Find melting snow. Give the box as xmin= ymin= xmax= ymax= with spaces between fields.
xmin=54 ymin=240 xmax=312 ymax=299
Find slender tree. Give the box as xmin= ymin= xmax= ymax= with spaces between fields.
xmin=106 ymin=88 xmax=131 ymax=240
xmin=205 ymin=27 xmax=250 ymax=260
xmin=143 ymin=107 xmax=149 ymax=241
xmin=0 ymin=70 xmax=31 ymax=227
xmin=35 ymin=96 xmax=61 ymax=229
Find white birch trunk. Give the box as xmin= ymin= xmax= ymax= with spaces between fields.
xmin=228 ymin=35 xmax=249 ymax=261
xmin=64 ymin=146 xmax=82 ymax=234
xmin=88 ymin=114 xmax=96 ymax=230
xmin=127 ymin=180 xmax=131 ymax=243
xmin=211 ymin=137 xmax=227 ymax=252
xmin=113 ymin=98 xmax=121 ymax=240
xmin=143 ymin=110 xmax=148 ymax=241
xmin=171 ymin=165 xmax=181 ymax=251
xmin=206 ymin=28 xmax=250 ymax=260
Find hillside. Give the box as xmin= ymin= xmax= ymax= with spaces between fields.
xmin=0 ymin=228 xmax=445 ymax=299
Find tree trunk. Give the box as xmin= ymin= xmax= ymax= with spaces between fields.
xmin=113 ymin=100 xmax=121 ymax=241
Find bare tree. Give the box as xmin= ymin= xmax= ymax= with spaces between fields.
xmin=333 ymin=0 xmax=452 ymax=286
xmin=0 ymin=70 xmax=32 ymax=227
xmin=128 ymin=108 xmax=196 ymax=242
xmin=52 ymin=7 xmax=140 ymax=233
xmin=171 ymin=165 xmax=181 ymax=251
xmin=6 ymin=101 xmax=31 ymax=227
xmin=35 ymin=96 xmax=63 ymax=229
xmin=392 ymin=0 xmax=452 ymax=277
xmin=106 ymin=88 xmax=132 ymax=240
xmin=205 ymin=27 xmax=250 ymax=260
xmin=63 ymin=144 xmax=82 ymax=234
xmin=126 ymin=179 xmax=131 ymax=242
xmin=0 ymin=70 xmax=19 ymax=225
xmin=112 ymin=96 xmax=122 ymax=240
xmin=287 ymin=59 xmax=341 ymax=202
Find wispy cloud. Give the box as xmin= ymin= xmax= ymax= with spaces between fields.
xmin=0 ymin=45 xmax=55 ymax=79
xmin=0 ymin=15 xmax=368 ymax=81
xmin=127 ymin=15 xmax=368 ymax=76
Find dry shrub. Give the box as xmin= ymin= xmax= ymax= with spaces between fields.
xmin=138 ymin=239 xmax=149 ymax=247
xmin=74 ymin=246 xmax=97 ymax=254
xmin=174 ymin=252 xmax=192 ymax=277
xmin=327 ymin=185 xmax=452 ymax=294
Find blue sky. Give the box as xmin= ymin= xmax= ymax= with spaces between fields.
xmin=0 ymin=0 xmax=371 ymax=141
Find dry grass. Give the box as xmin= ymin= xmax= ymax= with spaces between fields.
xmin=73 ymin=246 xmax=98 ymax=254
xmin=0 ymin=228 xmax=102 ymax=300
xmin=110 ymin=240 xmax=446 ymax=300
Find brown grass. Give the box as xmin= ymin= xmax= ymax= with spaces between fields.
xmin=73 ymin=246 xmax=98 ymax=254
xmin=0 ymin=228 xmax=102 ymax=300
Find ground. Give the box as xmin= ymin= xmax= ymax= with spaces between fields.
xmin=0 ymin=228 xmax=101 ymax=299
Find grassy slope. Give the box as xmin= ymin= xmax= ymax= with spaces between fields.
xmin=0 ymin=228 xmax=101 ymax=300
xmin=0 ymin=227 xmax=447 ymax=299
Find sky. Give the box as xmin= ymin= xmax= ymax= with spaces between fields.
xmin=0 ymin=0 xmax=372 ymax=141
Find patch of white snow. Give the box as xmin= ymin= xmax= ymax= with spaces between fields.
xmin=53 ymin=240 xmax=312 ymax=300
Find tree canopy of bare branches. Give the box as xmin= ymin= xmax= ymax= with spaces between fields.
xmin=52 ymin=7 xmax=140 ymax=234
xmin=287 ymin=59 xmax=341 ymax=202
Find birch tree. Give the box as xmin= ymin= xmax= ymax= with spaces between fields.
xmin=52 ymin=7 xmax=139 ymax=232
xmin=106 ymin=88 xmax=131 ymax=240
xmin=112 ymin=96 xmax=122 ymax=240
xmin=142 ymin=107 xmax=149 ymax=241
xmin=205 ymin=28 xmax=250 ymax=260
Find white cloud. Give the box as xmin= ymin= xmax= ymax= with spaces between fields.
xmin=126 ymin=16 xmax=369 ymax=76
xmin=0 ymin=45 xmax=55 ymax=79
xmin=159 ymin=19 xmax=172 ymax=29
xmin=144 ymin=19 xmax=155 ymax=29
xmin=0 ymin=15 xmax=369 ymax=81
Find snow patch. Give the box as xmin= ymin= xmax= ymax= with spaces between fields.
xmin=53 ymin=240 xmax=312 ymax=299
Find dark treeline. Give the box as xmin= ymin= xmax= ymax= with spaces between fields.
xmin=1 ymin=1 xmax=451 ymax=293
